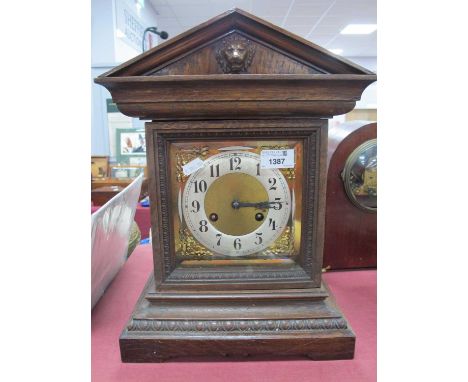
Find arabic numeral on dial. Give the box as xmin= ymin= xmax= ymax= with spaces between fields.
xmin=234 ymin=238 xmax=242 ymax=250
xmin=268 ymin=177 xmax=277 ymax=190
xmin=229 ymin=156 xmax=241 ymax=171
xmin=199 ymin=220 xmax=208 ymax=232
xmin=269 ymin=218 xmax=276 ymax=231
xmin=194 ymin=180 xmax=207 ymax=193
xmin=216 ymin=233 xmax=222 ymax=246
xmin=273 ymin=197 xmax=282 ymax=210
xmin=210 ymin=164 xmax=220 ymax=178
xmin=191 ymin=200 xmax=200 ymax=213
xmin=256 ymin=163 xmax=260 ymax=176
xmin=255 ymin=232 xmax=263 ymax=245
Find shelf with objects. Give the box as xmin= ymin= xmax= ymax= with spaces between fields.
xmin=91 ymin=154 xmax=151 ymax=239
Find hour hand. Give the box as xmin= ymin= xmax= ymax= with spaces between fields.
xmin=231 ymin=200 xmax=280 ymax=209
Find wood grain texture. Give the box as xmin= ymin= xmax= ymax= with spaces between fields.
xmin=324 ymin=122 xmax=377 ymax=270
xmin=96 ymin=75 xmax=375 ymax=120
xmin=91 ymin=186 xmax=123 ymax=206
xmin=91 ymin=178 xmax=149 ymax=205
xmin=119 ymin=274 xmax=355 ymax=362
xmin=150 ymin=31 xmax=324 ymax=75
xmin=120 ymin=335 xmax=355 ymax=362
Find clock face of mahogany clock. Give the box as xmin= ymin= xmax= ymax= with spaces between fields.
xmin=342 ymin=139 xmax=377 ymax=212
xmin=170 ymin=139 xmax=303 ymax=265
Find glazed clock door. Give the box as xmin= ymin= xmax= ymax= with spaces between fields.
xmin=148 ymin=119 xmax=327 ymax=290
xmin=342 ymin=139 xmax=377 ymax=212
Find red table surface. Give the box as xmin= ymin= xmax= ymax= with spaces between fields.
xmin=92 ymin=245 xmax=376 ymax=382
xmin=92 ymin=205 xmax=151 ymax=239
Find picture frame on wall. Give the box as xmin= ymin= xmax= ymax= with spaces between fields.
xmin=115 ymin=128 xmax=147 ymax=165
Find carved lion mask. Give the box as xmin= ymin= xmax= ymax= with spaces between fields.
xmin=216 ymin=35 xmax=255 ymax=74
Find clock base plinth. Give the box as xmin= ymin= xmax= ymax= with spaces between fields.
xmin=119 ymin=274 xmax=355 ymax=362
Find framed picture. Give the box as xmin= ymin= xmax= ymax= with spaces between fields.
xmin=91 ymin=156 xmax=109 ymax=179
xmin=115 ymin=128 xmax=147 ymax=164
xmin=110 ymin=165 xmax=147 ymax=179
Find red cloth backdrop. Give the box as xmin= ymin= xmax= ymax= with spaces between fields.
xmin=91 ymin=245 xmax=376 ymax=382
xmin=92 ymin=205 xmax=151 ymax=239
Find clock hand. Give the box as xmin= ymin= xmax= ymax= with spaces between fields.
xmin=231 ymin=200 xmax=281 ymax=209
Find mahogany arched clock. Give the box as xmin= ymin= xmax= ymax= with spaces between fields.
xmin=324 ymin=121 xmax=377 ymax=270
xmin=95 ymin=9 xmax=376 ymax=362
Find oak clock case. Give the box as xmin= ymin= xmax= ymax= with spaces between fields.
xmin=95 ymin=8 xmax=376 ymax=362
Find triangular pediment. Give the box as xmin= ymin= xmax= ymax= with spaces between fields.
xmin=101 ymin=8 xmax=373 ymax=78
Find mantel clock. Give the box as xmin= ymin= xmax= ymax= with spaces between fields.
xmin=324 ymin=121 xmax=377 ymax=270
xmin=95 ymin=9 xmax=376 ymax=362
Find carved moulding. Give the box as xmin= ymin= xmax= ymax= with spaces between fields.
xmin=127 ymin=318 xmax=348 ymax=332
xmin=167 ymin=268 xmax=309 ymax=281
xmin=153 ymin=126 xmax=320 ymax=285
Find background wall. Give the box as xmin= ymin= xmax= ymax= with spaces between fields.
xmin=349 ymin=57 xmax=377 ymax=110
xmin=91 ymin=1 xmax=377 ymax=156
xmin=91 ymin=0 xmax=159 ymax=156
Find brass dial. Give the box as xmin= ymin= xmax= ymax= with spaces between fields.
xmin=204 ymin=173 xmax=269 ymax=236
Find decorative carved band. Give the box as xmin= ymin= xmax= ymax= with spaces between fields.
xmin=155 ymin=128 xmax=318 ymax=281
xmin=167 ymin=268 xmax=309 ymax=281
xmin=155 ymin=133 xmax=175 ymax=276
xmin=301 ymin=132 xmax=318 ymax=274
xmin=128 ymin=318 xmax=347 ymax=332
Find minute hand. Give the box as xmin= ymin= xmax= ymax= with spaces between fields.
xmin=231 ymin=200 xmax=281 ymax=209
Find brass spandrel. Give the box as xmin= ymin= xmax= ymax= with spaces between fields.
xmin=175 ymin=146 xmax=210 ymax=183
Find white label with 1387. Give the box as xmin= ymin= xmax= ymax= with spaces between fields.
xmin=260 ymin=149 xmax=295 ymax=169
